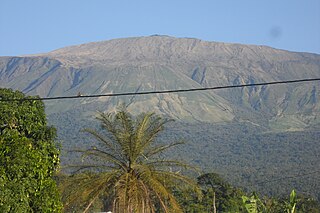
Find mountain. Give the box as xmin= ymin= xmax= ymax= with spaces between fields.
xmin=1 ymin=35 xmax=319 ymax=129
xmin=1 ymin=36 xmax=320 ymax=199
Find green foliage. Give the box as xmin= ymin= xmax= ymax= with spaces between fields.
xmin=60 ymin=109 xmax=200 ymax=212
xmin=296 ymin=195 xmax=320 ymax=213
xmin=242 ymin=193 xmax=266 ymax=213
xmin=172 ymin=173 xmax=246 ymax=212
xmin=240 ymin=190 xmax=316 ymax=213
xmin=175 ymin=172 xmax=320 ymax=213
xmin=197 ymin=173 xmax=245 ymax=212
xmin=285 ymin=190 xmax=297 ymax=213
xmin=0 ymin=88 xmax=62 ymax=212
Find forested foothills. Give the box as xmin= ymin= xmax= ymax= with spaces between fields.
xmin=49 ymin=110 xmax=320 ymax=202
xmin=1 ymin=88 xmax=320 ymax=212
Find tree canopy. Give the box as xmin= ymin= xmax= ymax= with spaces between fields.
xmin=0 ymin=88 xmax=62 ymax=212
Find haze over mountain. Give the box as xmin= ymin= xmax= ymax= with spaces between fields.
xmin=1 ymin=35 xmax=319 ymax=130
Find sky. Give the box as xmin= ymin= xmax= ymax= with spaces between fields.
xmin=0 ymin=0 xmax=319 ymax=56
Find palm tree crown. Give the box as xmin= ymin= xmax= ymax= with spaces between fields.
xmin=61 ymin=109 xmax=199 ymax=213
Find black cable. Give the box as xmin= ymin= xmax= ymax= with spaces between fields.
xmin=0 ymin=78 xmax=320 ymax=102
xmin=2 ymin=77 xmax=320 ymax=187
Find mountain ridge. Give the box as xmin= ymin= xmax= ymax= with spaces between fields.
xmin=37 ymin=36 xmax=320 ymax=64
xmin=0 ymin=36 xmax=319 ymax=130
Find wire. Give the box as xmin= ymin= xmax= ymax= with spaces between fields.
xmin=2 ymin=77 xmax=319 ymax=189
xmin=0 ymin=78 xmax=320 ymax=102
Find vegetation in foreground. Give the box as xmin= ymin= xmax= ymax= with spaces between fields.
xmin=1 ymin=88 xmax=319 ymax=212
xmin=58 ymin=107 xmax=320 ymax=213
xmin=0 ymin=88 xmax=62 ymax=212
xmin=60 ymin=108 xmax=200 ymax=212
xmin=58 ymin=171 xmax=320 ymax=212
xmin=51 ymin=109 xmax=320 ymax=201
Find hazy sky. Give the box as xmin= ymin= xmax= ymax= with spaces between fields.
xmin=0 ymin=0 xmax=319 ymax=56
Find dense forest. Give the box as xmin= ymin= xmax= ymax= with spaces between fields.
xmin=49 ymin=109 xmax=320 ymax=202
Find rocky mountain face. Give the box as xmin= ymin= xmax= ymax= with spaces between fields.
xmin=0 ymin=36 xmax=320 ymax=129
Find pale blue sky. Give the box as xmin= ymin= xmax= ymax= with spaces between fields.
xmin=0 ymin=0 xmax=319 ymax=56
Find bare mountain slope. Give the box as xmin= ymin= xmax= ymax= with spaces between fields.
xmin=1 ymin=36 xmax=319 ymax=129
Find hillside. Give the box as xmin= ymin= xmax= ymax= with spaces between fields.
xmin=0 ymin=36 xmax=319 ymax=129
xmin=1 ymin=36 xmax=320 ymax=199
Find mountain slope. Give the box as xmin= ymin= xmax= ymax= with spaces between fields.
xmin=1 ymin=36 xmax=319 ymax=129
xmin=1 ymin=36 xmax=320 ymax=199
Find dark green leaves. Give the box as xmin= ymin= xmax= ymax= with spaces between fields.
xmin=0 ymin=88 xmax=62 ymax=212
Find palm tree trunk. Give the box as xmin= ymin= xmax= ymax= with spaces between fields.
xmin=212 ymin=191 xmax=216 ymax=213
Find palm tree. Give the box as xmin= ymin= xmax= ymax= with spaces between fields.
xmin=61 ymin=109 xmax=199 ymax=213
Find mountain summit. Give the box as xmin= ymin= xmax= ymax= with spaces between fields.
xmin=1 ymin=36 xmax=319 ymax=129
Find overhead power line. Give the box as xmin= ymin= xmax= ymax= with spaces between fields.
xmin=1 ymin=78 xmax=320 ymax=102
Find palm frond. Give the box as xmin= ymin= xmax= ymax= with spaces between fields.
xmin=77 ymin=148 xmax=127 ymax=170
xmin=62 ymin=164 xmax=118 ymax=173
xmin=60 ymin=171 xmax=119 ymax=211
xmin=146 ymin=159 xmax=198 ymax=171
xmin=82 ymin=128 xmax=120 ymax=155
xmin=145 ymin=140 xmax=185 ymax=158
